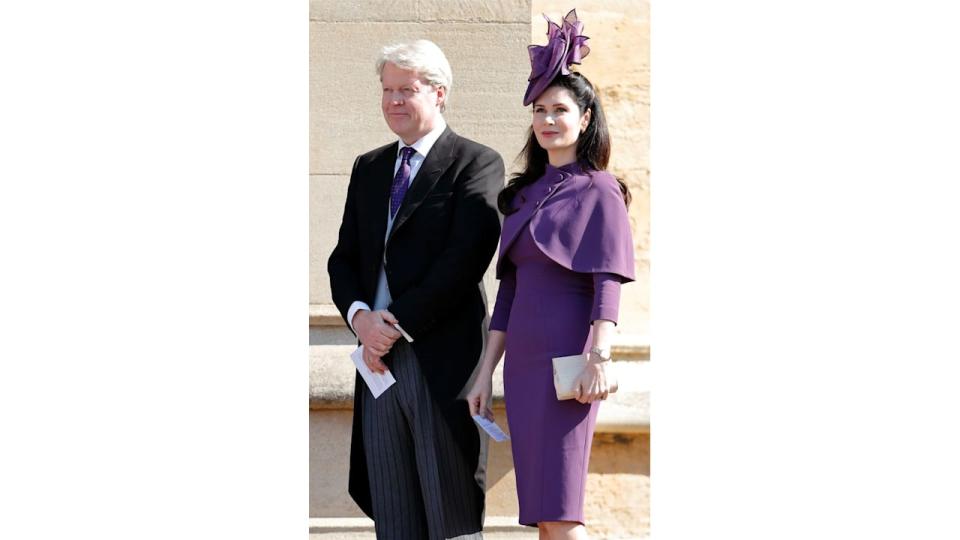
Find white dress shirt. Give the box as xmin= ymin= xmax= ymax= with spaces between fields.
xmin=346 ymin=116 xmax=448 ymax=338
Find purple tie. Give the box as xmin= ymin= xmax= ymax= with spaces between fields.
xmin=390 ymin=146 xmax=417 ymax=218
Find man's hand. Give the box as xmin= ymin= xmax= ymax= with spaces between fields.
xmin=352 ymin=309 xmax=402 ymax=374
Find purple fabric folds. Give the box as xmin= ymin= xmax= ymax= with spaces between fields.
xmin=523 ymin=8 xmax=592 ymax=106
xmin=497 ymin=162 xmax=635 ymax=284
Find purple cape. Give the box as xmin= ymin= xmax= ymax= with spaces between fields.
xmin=497 ymin=163 xmax=635 ymax=282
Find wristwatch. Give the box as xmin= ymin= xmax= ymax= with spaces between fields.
xmin=589 ymin=346 xmax=611 ymax=363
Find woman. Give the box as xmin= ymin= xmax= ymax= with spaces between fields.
xmin=466 ymin=9 xmax=635 ymax=540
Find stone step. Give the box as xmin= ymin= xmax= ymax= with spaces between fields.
xmin=309 ymin=516 xmax=530 ymax=535
xmin=309 ymin=532 xmax=537 ymax=540
xmin=308 ymin=517 xmax=648 ymax=540
xmin=308 ymin=329 xmax=650 ymax=535
xmin=310 ymin=345 xmax=649 ymax=432
xmin=309 ymin=306 xmax=649 ymax=361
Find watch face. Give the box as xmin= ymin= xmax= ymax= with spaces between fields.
xmin=589 ymin=347 xmax=611 ymax=361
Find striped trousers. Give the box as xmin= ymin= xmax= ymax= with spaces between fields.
xmin=360 ymin=340 xmax=486 ymax=540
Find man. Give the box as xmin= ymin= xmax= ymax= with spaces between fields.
xmin=327 ymin=39 xmax=504 ymax=540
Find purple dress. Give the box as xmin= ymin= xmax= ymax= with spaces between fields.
xmin=490 ymin=162 xmax=634 ymax=526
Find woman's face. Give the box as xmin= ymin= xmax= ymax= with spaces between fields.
xmin=532 ymin=86 xmax=591 ymax=163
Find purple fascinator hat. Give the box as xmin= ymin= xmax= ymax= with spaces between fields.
xmin=522 ymin=8 xmax=591 ymax=106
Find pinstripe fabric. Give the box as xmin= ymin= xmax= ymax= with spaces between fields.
xmin=361 ymin=341 xmax=485 ymax=540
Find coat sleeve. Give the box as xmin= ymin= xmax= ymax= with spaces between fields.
xmin=489 ymin=261 xmax=516 ymax=332
xmin=327 ymin=155 xmax=366 ymax=332
xmin=590 ymin=272 xmax=622 ymax=324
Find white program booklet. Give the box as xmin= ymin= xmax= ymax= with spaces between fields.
xmin=472 ymin=415 xmax=510 ymax=442
xmin=350 ymin=345 xmax=396 ymax=399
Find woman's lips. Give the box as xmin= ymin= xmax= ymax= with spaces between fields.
xmin=540 ymin=131 xmax=559 ymax=137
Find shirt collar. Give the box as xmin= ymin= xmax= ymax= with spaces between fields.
xmin=545 ymin=160 xmax=585 ymax=176
xmin=396 ymin=115 xmax=447 ymax=160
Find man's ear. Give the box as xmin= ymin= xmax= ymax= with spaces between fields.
xmin=436 ymin=86 xmax=446 ymax=108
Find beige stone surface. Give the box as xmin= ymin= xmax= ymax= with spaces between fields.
xmin=309 ymin=0 xmax=418 ymax=22
xmin=309 ymin=325 xmax=356 ymax=347
xmin=309 ymin=0 xmax=529 ymax=23
xmin=418 ymin=0 xmax=530 ymax=22
xmin=309 ymin=410 xmax=366 ymax=518
xmin=584 ymin=433 xmax=651 ymax=538
xmin=310 ymin=21 xmax=530 ymax=175
xmin=309 ymin=345 xmax=357 ymax=408
xmin=310 ymin=304 xmax=346 ymax=327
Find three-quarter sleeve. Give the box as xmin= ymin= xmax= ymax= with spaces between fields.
xmin=591 ymin=272 xmax=622 ymax=324
xmin=489 ymin=262 xmax=517 ymax=332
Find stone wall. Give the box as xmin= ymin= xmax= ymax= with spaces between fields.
xmin=309 ymin=1 xmax=650 ymax=538
xmin=309 ymin=0 xmax=533 ymax=310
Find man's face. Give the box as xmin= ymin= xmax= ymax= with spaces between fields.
xmin=380 ymin=62 xmax=444 ymax=145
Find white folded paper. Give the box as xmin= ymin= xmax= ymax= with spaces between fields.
xmin=472 ymin=415 xmax=510 ymax=442
xmin=350 ymin=345 xmax=396 ymax=399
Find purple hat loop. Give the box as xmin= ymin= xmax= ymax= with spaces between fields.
xmin=523 ymin=8 xmax=591 ymax=106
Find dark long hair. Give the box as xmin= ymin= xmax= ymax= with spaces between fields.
xmin=498 ymin=72 xmax=631 ymax=215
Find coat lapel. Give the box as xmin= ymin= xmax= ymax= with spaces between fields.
xmin=387 ymin=127 xmax=456 ymax=244
xmin=369 ymin=142 xmax=399 ymax=258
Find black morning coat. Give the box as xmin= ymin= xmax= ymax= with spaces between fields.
xmin=327 ymin=126 xmax=504 ymax=519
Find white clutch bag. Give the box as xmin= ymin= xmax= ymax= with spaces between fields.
xmin=552 ymin=354 xmax=619 ymax=401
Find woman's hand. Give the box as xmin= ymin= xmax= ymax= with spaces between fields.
xmin=575 ymin=357 xmax=610 ymax=404
xmin=466 ymin=330 xmax=506 ymax=420
xmin=465 ymin=372 xmax=495 ymax=420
